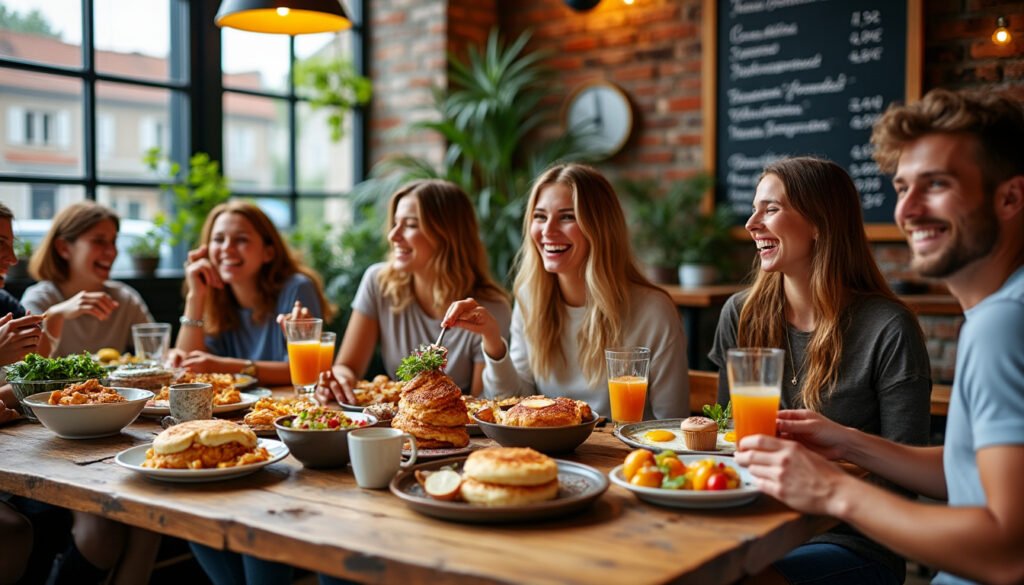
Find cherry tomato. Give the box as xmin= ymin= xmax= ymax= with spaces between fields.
xmin=707 ymin=472 xmax=730 ymax=491
xmin=629 ymin=465 xmax=664 ymax=488
xmin=623 ymin=449 xmax=655 ymax=481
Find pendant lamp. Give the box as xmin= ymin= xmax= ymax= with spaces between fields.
xmin=215 ymin=0 xmax=352 ymax=35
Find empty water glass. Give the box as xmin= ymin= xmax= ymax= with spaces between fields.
xmin=132 ymin=323 xmax=171 ymax=365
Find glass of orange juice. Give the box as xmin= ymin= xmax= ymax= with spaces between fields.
xmin=284 ymin=318 xmax=323 ymax=396
xmin=726 ymin=348 xmax=784 ymax=444
xmin=319 ymin=331 xmax=337 ymax=374
xmin=605 ymin=347 xmax=651 ymax=429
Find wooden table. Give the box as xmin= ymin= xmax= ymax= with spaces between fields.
xmin=0 ymin=416 xmax=837 ymax=585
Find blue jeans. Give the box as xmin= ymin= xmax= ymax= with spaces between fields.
xmin=189 ymin=543 xmax=294 ymax=585
xmin=773 ymin=543 xmax=900 ymax=585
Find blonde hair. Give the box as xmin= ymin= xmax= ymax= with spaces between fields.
xmin=377 ymin=180 xmax=508 ymax=314
xmin=513 ymin=163 xmax=664 ymax=386
xmin=738 ymin=157 xmax=908 ymax=411
xmin=29 ymin=201 xmax=120 ymax=282
xmin=192 ymin=201 xmax=335 ymax=335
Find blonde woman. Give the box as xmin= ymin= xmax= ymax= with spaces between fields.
xmin=171 ymin=201 xmax=333 ymax=385
xmin=317 ymin=179 xmax=510 ymax=403
xmin=709 ymin=156 xmax=931 ymax=584
xmin=443 ymin=163 xmax=689 ymax=420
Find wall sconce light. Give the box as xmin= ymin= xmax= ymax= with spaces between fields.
xmin=564 ymin=0 xmax=601 ymax=11
xmin=215 ymin=0 xmax=352 ymax=35
xmin=992 ymin=16 xmax=1012 ymax=46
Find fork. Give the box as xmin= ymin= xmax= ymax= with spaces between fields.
xmin=433 ymin=326 xmax=447 ymax=348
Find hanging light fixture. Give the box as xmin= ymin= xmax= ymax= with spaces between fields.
xmin=564 ymin=0 xmax=601 ymax=11
xmin=215 ymin=0 xmax=352 ymax=35
xmin=992 ymin=16 xmax=1012 ymax=46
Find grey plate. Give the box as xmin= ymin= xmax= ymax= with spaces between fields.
xmin=390 ymin=456 xmax=608 ymax=523
xmin=402 ymin=444 xmax=475 ymax=461
xmin=613 ymin=419 xmax=735 ymax=456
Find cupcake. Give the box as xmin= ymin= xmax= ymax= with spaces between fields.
xmin=107 ymin=365 xmax=174 ymax=391
xmin=679 ymin=416 xmax=718 ymax=451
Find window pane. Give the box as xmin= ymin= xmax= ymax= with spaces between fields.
xmin=294 ymin=32 xmax=350 ymax=100
xmin=0 ymin=70 xmax=84 ymax=177
xmin=4 ymin=182 xmax=85 ymax=222
xmin=222 ymin=28 xmax=289 ymax=94
xmin=250 ymin=197 xmax=292 ymax=228
xmin=224 ymin=92 xmax=288 ymax=190
xmin=297 ymin=196 xmax=352 ymax=231
xmin=96 ymin=81 xmax=188 ymax=180
xmin=96 ymin=186 xmax=172 ymax=274
xmin=94 ymin=0 xmax=181 ymax=83
xmin=0 ymin=0 xmax=81 ymax=68
xmin=297 ymin=102 xmax=353 ymax=193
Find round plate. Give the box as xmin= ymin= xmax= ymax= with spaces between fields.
xmin=402 ymin=444 xmax=475 ymax=461
xmin=142 ymin=391 xmax=260 ymax=416
xmin=613 ymin=419 xmax=735 ymax=455
xmin=335 ymin=400 xmax=365 ymax=412
xmin=233 ymin=374 xmax=258 ymax=389
xmin=115 ymin=439 xmax=289 ymax=482
xmin=608 ymin=456 xmax=759 ymax=509
xmin=390 ymin=456 xmax=608 ymax=523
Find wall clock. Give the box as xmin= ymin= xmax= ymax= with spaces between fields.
xmin=565 ymin=81 xmax=633 ymax=159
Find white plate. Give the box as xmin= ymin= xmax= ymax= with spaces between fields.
xmin=142 ymin=391 xmax=260 ymax=416
xmin=608 ymin=455 xmax=760 ymax=509
xmin=115 ymin=439 xmax=289 ymax=482
xmin=613 ymin=419 xmax=736 ymax=455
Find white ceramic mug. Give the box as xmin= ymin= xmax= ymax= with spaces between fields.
xmin=347 ymin=427 xmax=418 ymax=489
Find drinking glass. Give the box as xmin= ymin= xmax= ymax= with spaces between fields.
xmin=605 ymin=347 xmax=651 ymax=428
xmin=726 ymin=348 xmax=784 ymax=443
xmin=131 ymin=323 xmax=171 ymax=365
xmin=284 ymin=318 xmax=323 ymax=396
xmin=319 ymin=331 xmax=337 ymax=374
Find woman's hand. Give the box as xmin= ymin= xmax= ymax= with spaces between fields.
xmin=775 ymin=409 xmax=854 ymax=461
xmin=50 ymin=291 xmax=118 ymax=322
xmin=179 ymin=350 xmax=236 ymax=374
xmin=184 ymin=245 xmax=222 ymax=299
xmin=0 ymin=313 xmax=44 ymax=366
xmin=442 ymin=298 xmax=505 ymax=360
xmin=316 ymin=365 xmax=357 ymax=405
xmin=0 ymin=401 xmax=19 ymax=426
xmin=276 ymin=300 xmax=311 ymax=335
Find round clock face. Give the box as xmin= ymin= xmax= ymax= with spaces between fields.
xmin=566 ymin=82 xmax=633 ymax=158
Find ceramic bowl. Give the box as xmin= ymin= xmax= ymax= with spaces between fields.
xmin=471 ymin=411 xmax=598 ymax=454
xmin=274 ymin=412 xmax=377 ymax=468
xmin=8 ymin=377 xmax=97 ymax=420
xmin=22 ymin=387 xmax=154 ymax=439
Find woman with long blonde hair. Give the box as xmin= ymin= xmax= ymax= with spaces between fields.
xmin=708 ymin=156 xmax=931 ymax=584
xmin=171 ymin=201 xmax=333 ymax=385
xmin=316 ymin=179 xmax=510 ymax=403
xmin=443 ymin=163 xmax=689 ymax=419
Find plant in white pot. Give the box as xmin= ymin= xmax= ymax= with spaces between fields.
xmin=127 ymin=227 xmax=166 ymax=277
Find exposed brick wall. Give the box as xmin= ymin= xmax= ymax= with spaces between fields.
xmin=448 ymin=0 xmax=497 ymax=60
xmin=924 ymin=0 xmax=1024 ymax=93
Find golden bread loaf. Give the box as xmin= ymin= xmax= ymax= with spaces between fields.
xmin=502 ymin=396 xmax=592 ymax=428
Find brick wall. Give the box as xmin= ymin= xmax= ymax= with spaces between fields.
xmin=924 ymin=0 xmax=1024 ymax=92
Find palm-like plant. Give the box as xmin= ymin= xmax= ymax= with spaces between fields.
xmin=352 ymin=29 xmax=594 ymax=283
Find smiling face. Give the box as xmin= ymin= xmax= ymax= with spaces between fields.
xmin=387 ymin=194 xmax=436 ymax=275
xmin=58 ymin=219 xmax=118 ymax=287
xmin=530 ymin=183 xmax=590 ymax=279
xmin=0 ymin=218 xmax=15 ymax=288
xmin=893 ymin=133 xmax=998 ymax=279
xmin=208 ymin=212 xmax=274 ymax=285
xmin=746 ymin=174 xmax=817 ymax=278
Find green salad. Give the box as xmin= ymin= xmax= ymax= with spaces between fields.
xmin=4 ymin=353 xmax=106 ymax=381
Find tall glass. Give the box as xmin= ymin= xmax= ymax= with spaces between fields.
xmin=284 ymin=318 xmax=323 ymax=396
xmin=319 ymin=331 xmax=337 ymax=374
xmin=605 ymin=347 xmax=651 ymax=428
xmin=131 ymin=323 xmax=171 ymax=365
xmin=726 ymin=348 xmax=784 ymax=443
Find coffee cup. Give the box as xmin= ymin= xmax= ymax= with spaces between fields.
xmin=161 ymin=383 xmax=214 ymax=428
xmin=347 ymin=427 xmax=418 ymax=489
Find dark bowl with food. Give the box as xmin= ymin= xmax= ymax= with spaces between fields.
xmin=274 ymin=410 xmax=377 ymax=468
xmin=471 ymin=411 xmax=599 ymax=454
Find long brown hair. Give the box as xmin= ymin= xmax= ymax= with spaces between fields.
xmin=514 ymin=163 xmax=665 ymax=385
xmin=738 ymin=157 xmax=907 ymax=410
xmin=377 ymin=179 xmax=507 ymax=313
xmin=194 ymin=201 xmax=334 ymax=335
xmin=29 ymin=201 xmax=120 ymax=282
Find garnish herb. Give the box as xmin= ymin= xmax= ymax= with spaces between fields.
xmin=702 ymin=401 xmax=733 ymax=432
xmin=396 ymin=344 xmax=448 ymax=381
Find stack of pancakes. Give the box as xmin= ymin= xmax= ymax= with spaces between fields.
xmin=391 ymin=370 xmax=470 ymax=448
xmin=461 ymin=447 xmax=559 ymax=506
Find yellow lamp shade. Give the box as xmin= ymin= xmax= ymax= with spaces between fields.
xmin=215 ymin=0 xmax=352 ymax=35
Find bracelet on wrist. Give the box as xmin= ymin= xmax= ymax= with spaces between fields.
xmin=179 ymin=315 xmax=205 ymax=328
xmin=240 ymin=359 xmax=257 ymax=377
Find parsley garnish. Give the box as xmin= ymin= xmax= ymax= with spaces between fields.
xmin=396 ymin=344 xmax=448 ymax=381
xmin=702 ymin=401 xmax=733 ymax=432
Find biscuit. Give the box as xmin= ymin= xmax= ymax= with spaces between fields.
xmin=462 ymin=447 xmax=558 ymax=486
xmin=459 ymin=477 xmax=559 ymax=506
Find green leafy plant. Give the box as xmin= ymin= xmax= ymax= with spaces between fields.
xmin=14 ymin=237 xmax=33 ymax=260
xmin=127 ymin=228 xmax=165 ymax=259
xmin=702 ymin=401 xmax=733 ymax=432
xmin=294 ymin=57 xmax=372 ymax=142
xmin=350 ymin=29 xmax=595 ymax=284
xmin=144 ymin=149 xmax=230 ymax=248
xmin=396 ymin=344 xmax=448 ymax=381
xmin=5 ymin=352 xmax=106 ymax=381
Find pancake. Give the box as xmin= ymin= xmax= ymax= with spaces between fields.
xmin=462 ymin=447 xmax=558 ymax=486
xmin=391 ymin=413 xmax=470 ymax=448
xmin=397 ymin=398 xmax=470 ymax=427
xmin=503 ymin=396 xmax=591 ymax=428
xmin=400 ymin=370 xmax=463 ymax=409
xmin=459 ymin=477 xmax=559 ymax=506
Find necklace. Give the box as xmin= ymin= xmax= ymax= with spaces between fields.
xmin=785 ymin=331 xmax=799 ymax=387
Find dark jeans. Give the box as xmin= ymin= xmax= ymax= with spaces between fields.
xmin=189 ymin=543 xmax=293 ymax=585
xmin=774 ymin=543 xmax=901 ymax=585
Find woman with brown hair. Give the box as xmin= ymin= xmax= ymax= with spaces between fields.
xmin=708 ymin=156 xmax=931 ymax=584
xmin=171 ymin=200 xmax=333 ymax=386
xmin=443 ymin=163 xmax=689 ymax=419
xmin=317 ymin=179 xmax=510 ymax=402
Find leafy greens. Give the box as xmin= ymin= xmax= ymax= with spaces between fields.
xmin=4 ymin=353 xmax=105 ymax=381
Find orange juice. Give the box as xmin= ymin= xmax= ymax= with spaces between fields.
xmin=731 ymin=386 xmax=780 ymax=442
xmin=608 ymin=375 xmax=648 ymax=423
xmin=288 ymin=340 xmax=321 ymax=386
xmin=319 ymin=342 xmax=335 ymax=373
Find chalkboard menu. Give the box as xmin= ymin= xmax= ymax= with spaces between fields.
xmin=706 ymin=0 xmax=921 ymax=234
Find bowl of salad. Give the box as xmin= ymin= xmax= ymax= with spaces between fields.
xmin=4 ymin=353 xmax=108 ymax=420
xmin=274 ymin=409 xmax=376 ymax=468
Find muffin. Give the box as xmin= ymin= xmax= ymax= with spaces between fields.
xmin=107 ymin=365 xmax=174 ymax=391
xmin=679 ymin=416 xmax=718 ymax=451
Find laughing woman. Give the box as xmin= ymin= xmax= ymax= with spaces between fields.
xmin=443 ymin=163 xmax=689 ymax=420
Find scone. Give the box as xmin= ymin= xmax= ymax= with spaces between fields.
xmin=679 ymin=416 xmax=718 ymax=451
xmin=460 ymin=447 xmax=560 ymax=506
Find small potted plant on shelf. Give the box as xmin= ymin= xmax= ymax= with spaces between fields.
xmin=9 ymin=238 xmax=33 ymax=280
xmin=127 ymin=228 xmax=165 ymax=277
xmin=677 ymin=195 xmax=735 ymax=287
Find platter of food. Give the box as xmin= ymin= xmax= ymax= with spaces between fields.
xmin=142 ymin=391 xmax=260 ymax=416
xmin=608 ymin=452 xmax=759 ymax=509
xmin=613 ymin=418 xmax=736 ymax=455
xmin=390 ymin=448 xmax=608 ymax=523
xmin=336 ymin=375 xmax=404 ymax=411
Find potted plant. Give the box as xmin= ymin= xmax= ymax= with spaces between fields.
xmin=127 ymin=228 xmax=165 ymax=277
xmin=9 ymin=238 xmax=33 ymax=280
xmin=676 ymin=186 xmax=735 ymax=287
xmin=144 ymin=149 xmax=230 ymax=248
